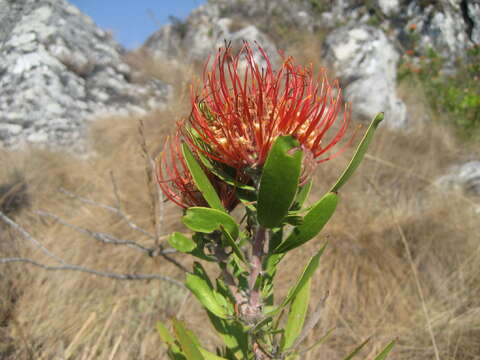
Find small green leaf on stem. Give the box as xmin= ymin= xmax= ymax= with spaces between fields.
xmin=199 ymin=347 xmax=228 ymax=360
xmin=220 ymin=225 xmax=247 ymax=264
xmin=182 ymin=143 xmax=225 ymax=212
xmin=331 ymin=113 xmax=384 ymax=193
xmin=183 ymin=207 xmax=239 ymax=239
xmin=268 ymin=244 xmax=327 ymax=316
xmin=173 ymin=319 xmax=205 ymax=360
xmin=281 ymin=278 xmax=311 ymax=351
xmin=185 ymin=273 xmax=231 ymax=319
xmin=275 ymin=193 xmax=338 ymax=254
xmin=156 ymin=321 xmax=179 ymax=350
xmin=293 ymin=179 xmax=313 ymax=210
xmin=168 ymin=232 xmax=196 ymax=253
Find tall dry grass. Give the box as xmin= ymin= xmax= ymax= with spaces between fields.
xmin=1 ymin=43 xmax=479 ymax=360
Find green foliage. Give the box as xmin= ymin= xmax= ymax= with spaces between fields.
xmin=160 ymin=115 xmax=391 ymax=358
xmin=269 ymin=244 xmax=326 ymax=317
xmin=275 ymin=192 xmax=338 ymax=253
xmin=185 ymin=270 xmax=232 ymax=319
xmin=281 ymin=278 xmax=311 ymax=351
xmin=182 ymin=144 xmax=225 ymax=212
xmin=183 ymin=207 xmax=239 ymax=239
xmin=331 ymin=113 xmax=384 ymax=193
xmin=398 ymin=40 xmax=480 ymax=138
xmin=257 ymin=135 xmax=303 ymax=228
xmin=172 ymin=319 xmax=205 ymax=360
xmin=168 ymin=232 xmax=196 ymax=253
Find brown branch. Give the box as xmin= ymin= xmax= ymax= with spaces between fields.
xmin=36 ymin=210 xmax=154 ymax=253
xmin=0 ymin=257 xmax=185 ymax=287
xmin=59 ymin=187 xmax=156 ymax=240
xmin=0 ymin=211 xmax=66 ymax=265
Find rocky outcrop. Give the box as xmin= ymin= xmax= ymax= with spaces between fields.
xmin=324 ymin=26 xmax=406 ymax=127
xmin=144 ymin=0 xmax=479 ymax=129
xmin=321 ymin=0 xmax=479 ymax=62
xmin=144 ymin=2 xmax=280 ymax=66
xmin=437 ymin=161 xmax=480 ymax=197
xmin=0 ymin=0 xmax=169 ymax=149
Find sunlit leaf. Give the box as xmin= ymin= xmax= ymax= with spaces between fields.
xmin=281 ymin=278 xmax=311 ymax=351
xmin=183 ymin=207 xmax=239 ymax=239
xmin=182 ymin=143 xmax=225 ymax=212
xmin=168 ymin=232 xmax=196 ymax=253
xmin=173 ymin=319 xmax=205 ymax=360
xmin=331 ymin=113 xmax=384 ymax=193
xmin=185 ymin=273 xmax=230 ymax=319
xmin=275 ymin=193 xmax=338 ymax=253
xmin=268 ymin=244 xmax=326 ymax=316
xmin=258 ymin=136 xmax=303 ymax=228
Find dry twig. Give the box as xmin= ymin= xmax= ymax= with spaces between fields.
xmin=0 ymin=210 xmax=185 ymax=288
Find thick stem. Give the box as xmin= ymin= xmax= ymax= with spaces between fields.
xmin=249 ymin=225 xmax=266 ymax=310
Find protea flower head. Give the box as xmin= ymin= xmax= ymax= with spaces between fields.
xmin=156 ymin=135 xmax=238 ymax=210
xmin=183 ymin=41 xmax=351 ymax=172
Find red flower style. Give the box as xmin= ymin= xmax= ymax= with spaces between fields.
xmin=183 ymin=42 xmax=351 ymax=171
xmin=156 ymin=135 xmax=238 ymax=210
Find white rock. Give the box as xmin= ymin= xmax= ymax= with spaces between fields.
xmin=437 ymin=161 xmax=480 ymax=196
xmin=0 ymin=0 xmax=170 ymax=149
xmin=145 ymin=5 xmax=280 ymax=66
xmin=377 ymin=0 xmax=400 ymax=15
xmin=324 ymin=25 xmax=407 ymax=128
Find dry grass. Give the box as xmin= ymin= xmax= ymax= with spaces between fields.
xmin=1 ymin=42 xmax=480 ymax=360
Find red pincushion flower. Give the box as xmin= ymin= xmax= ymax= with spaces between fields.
xmin=156 ymin=135 xmax=238 ymax=210
xmin=183 ymin=42 xmax=351 ymax=171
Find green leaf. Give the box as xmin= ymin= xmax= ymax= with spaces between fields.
xmin=331 ymin=113 xmax=384 ymax=193
xmin=275 ymin=193 xmax=338 ymax=254
xmin=287 ymin=328 xmax=334 ymax=359
xmin=182 ymin=143 xmax=225 ymax=212
xmin=343 ymin=338 xmax=370 ymax=360
xmin=199 ymin=347 xmax=228 ymax=360
xmin=257 ymin=135 xmax=303 ymax=228
xmin=293 ymin=179 xmax=313 ymax=210
xmin=281 ymin=278 xmax=311 ymax=351
xmin=168 ymin=232 xmax=196 ymax=253
xmin=373 ymin=340 xmax=396 ymax=360
xmin=173 ymin=319 xmax=205 ymax=360
xmin=196 ymin=151 xmax=255 ymax=192
xmin=268 ymin=244 xmax=326 ymax=316
xmin=192 ymin=262 xmax=213 ymax=288
xmin=183 ymin=207 xmax=239 ymax=239
xmin=283 ymin=214 xmax=304 ymax=226
xmin=220 ymin=226 xmax=246 ymax=264
xmin=156 ymin=321 xmax=180 ymax=350
xmin=207 ymin=313 xmax=248 ymax=359
xmin=185 ymin=273 xmax=230 ymax=319
xmin=189 ymin=234 xmax=216 ymax=262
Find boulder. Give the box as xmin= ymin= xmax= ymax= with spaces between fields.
xmin=0 ymin=0 xmax=169 ymax=149
xmin=437 ymin=161 xmax=480 ymax=197
xmin=324 ymin=25 xmax=406 ymax=128
xmin=467 ymin=0 xmax=480 ymax=44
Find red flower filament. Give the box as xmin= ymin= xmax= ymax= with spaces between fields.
xmin=156 ymin=135 xmax=237 ymax=210
xmin=184 ymin=42 xmax=351 ymax=170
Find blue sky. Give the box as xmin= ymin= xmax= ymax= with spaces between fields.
xmin=69 ymin=0 xmax=206 ymax=49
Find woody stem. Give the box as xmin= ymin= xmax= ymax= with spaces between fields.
xmin=249 ymin=225 xmax=266 ymax=310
